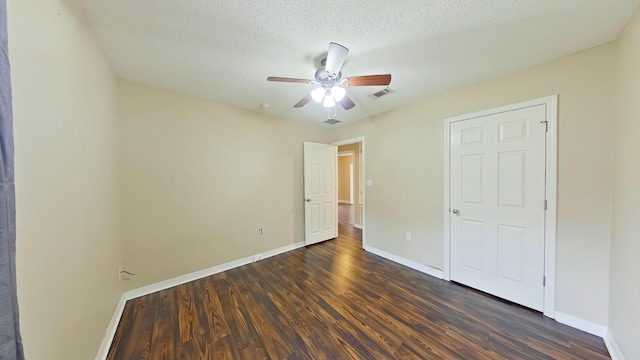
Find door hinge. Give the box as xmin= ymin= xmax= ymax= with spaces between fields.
xmin=540 ymin=120 xmax=548 ymax=132
xmin=544 ymin=200 xmax=548 ymax=210
xmin=543 ymin=276 xmax=546 ymax=286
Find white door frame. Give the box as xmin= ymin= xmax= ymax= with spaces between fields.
xmin=333 ymin=136 xmax=366 ymax=248
xmin=443 ymin=95 xmax=558 ymax=318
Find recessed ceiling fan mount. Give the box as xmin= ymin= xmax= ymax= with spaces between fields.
xmin=267 ymin=42 xmax=391 ymax=110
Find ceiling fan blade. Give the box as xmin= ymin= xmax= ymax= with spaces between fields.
xmin=267 ymin=76 xmax=313 ymax=84
xmin=324 ymin=42 xmax=349 ymax=78
xmin=339 ymin=94 xmax=356 ymax=110
xmin=294 ymin=95 xmax=312 ymax=108
xmin=345 ymin=74 xmax=392 ymax=86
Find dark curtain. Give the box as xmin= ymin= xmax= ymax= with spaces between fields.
xmin=0 ymin=0 xmax=24 ymax=359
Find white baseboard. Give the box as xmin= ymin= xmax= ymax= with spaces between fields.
xmin=261 ymin=241 xmax=306 ymax=260
xmin=364 ymin=245 xmax=444 ymax=279
xmin=124 ymin=241 xmax=306 ymax=300
xmin=353 ymin=224 xmax=363 ymax=230
xmin=97 ymin=241 xmax=307 ymax=359
xmin=604 ymin=330 xmax=625 ymax=360
xmin=95 ymin=294 xmax=126 ymax=360
xmin=554 ymin=311 xmax=607 ymax=337
xmin=96 ymin=241 xmax=623 ymax=360
xmin=355 ymin=249 xmax=620 ymax=358
xmin=338 ymin=200 xmax=353 ymax=204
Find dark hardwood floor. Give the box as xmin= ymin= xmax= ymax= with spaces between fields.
xmin=107 ymin=225 xmax=610 ymax=359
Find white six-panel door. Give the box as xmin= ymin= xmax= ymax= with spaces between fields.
xmin=304 ymin=142 xmax=338 ymax=245
xmin=450 ymin=105 xmax=547 ymax=311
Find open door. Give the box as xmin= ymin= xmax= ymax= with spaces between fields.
xmin=304 ymin=141 xmax=338 ymax=245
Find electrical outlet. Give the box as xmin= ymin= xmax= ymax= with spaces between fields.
xmin=405 ymin=232 xmax=412 ymax=241
xmin=258 ymin=228 xmax=263 ymax=236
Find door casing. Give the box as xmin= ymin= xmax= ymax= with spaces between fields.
xmin=333 ymin=136 xmax=366 ymax=248
xmin=443 ymin=95 xmax=558 ymax=318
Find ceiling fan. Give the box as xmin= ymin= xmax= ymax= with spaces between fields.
xmin=267 ymin=42 xmax=391 ymax=110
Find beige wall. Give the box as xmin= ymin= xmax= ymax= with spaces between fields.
xmin=332 ymin=43 xmax=616 ymax=327
xmin=117 ymin=81 xmax=332 ymax=289
xmin=609 ymin=5 xmax=640 ymax=359
xmin=7 ymin=0 xmax=124 ymax=359
xmin=7 ymin=1 xmax=640 ymax=357
xmin=338 ymin=155 xmax=352 ymax=202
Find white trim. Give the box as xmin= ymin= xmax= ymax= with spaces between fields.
xmin=332 ymin=136 xmax=366 ymax=249
xmin=333 ymin=138 xmax=363 ymax=146
xmin=443 ymin=117 xmax=451 ymax=281
xmin=543 ymin=95 xmax=558 ymax=318
xmin=353 ymin=224 xmax=363 ymax=230
xmin=604 ymin=331 xmax=625 ymax=360
xmin=338 ymin=200 xmax=353 ymax=204
xmin=96 ymin=241 xmax=307 ymax=359
xmin=365 ymin=245 xmax=444 ymax=279
xmin=554 ymin=311 xmax=606 ymax=337
xmin=124 ymin=241 xmax=305 ymax=300
xmin=443 ymin=95 xmax=558 ymax=317
xmin=338 ymin=152 xmax=354 ymax=157
xmin=94 ymin=294 xmax=126 ymax=360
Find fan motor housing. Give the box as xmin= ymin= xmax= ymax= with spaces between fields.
xmin=314 ymin=66 xmax=342 ymax=85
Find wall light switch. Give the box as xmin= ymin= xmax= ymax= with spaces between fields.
xmin=366 ymin=179 xmax=374 ymax=187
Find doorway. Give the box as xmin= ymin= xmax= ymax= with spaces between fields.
xmin=338 ymin=151 xmax=355 ymax=225
xmin=333 ymin=137 xmax=365 ymax=247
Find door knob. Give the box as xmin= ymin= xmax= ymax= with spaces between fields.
xmin=452 ymin=209 xmax=460 ymax=215
xmin=306 ymin=198 xmax=311 ymax=202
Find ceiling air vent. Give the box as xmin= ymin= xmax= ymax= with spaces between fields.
xmin=324 ymin=118 xmax=341 ymax=125
xmin=369 ymin=87 xmax=396 ymax=99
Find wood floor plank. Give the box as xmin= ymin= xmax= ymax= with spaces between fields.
xmin=201 ymin=277 xmax=231 ymax=341
xmin=107 ymin=225 xmax=611 ymax=359
xmin=212 ymin=272 xmax=260 ymax=351
xmin=229 ymin=265 xmax=297 ymax=359
xmin=176 ymin=334 xmax=208 ymax=360
xmin=176 ymin=282 xmax=205 ymax=344
xmin=263 ymin=263 xmax=357 ymax=358
xmin=149 ymin=289 xmax=178 ymax=360
xmin=209 ymin=335 xmax=238 ymax=360
xmin=109 ymin=295 xmax=157 ymax=360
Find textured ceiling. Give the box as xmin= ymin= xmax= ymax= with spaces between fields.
xmin=75 ymin=0 xmax=638 ymax=126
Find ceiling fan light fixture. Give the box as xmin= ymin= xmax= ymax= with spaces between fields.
xmin=330 ymin=85 xmax=346 ymax=102
xmin=323 ymin=94 xmax=336 ymax=108
xmin=267 ymin=42 xmax=392 ymax=112
xmin=311 ymin=87 xmax=325 ymax=103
